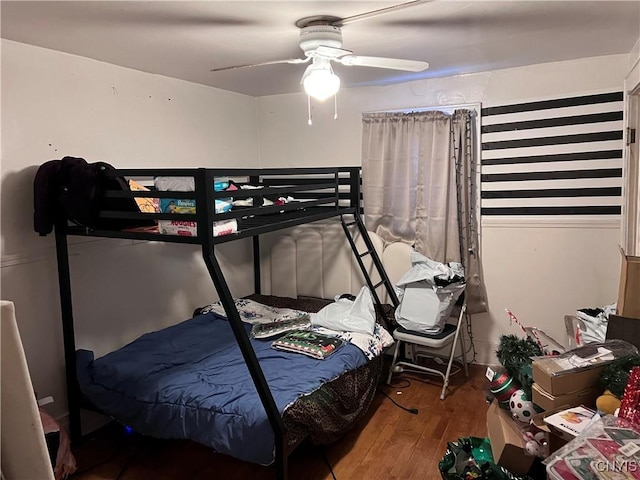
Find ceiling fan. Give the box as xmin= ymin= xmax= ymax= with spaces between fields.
xmin=210 ymin=1 xmax=431 ymax=102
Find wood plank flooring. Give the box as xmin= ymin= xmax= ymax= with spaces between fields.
xmin=70 ymin=364 xmax=490 ymax=480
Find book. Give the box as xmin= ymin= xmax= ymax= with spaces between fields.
xmin=250 ymin=315 xmax=311 ymax=339
xmin=271 ymin=330 xmax=345 ymax=360
xmin=544 ymin=406 xmax=597 ymax=437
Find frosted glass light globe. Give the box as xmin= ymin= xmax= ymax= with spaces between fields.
xmin=303 ymin=69 xmax=340 ymax=101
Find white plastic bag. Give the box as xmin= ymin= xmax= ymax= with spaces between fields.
xmin=575 ymin=303 xmax=616 ymax=344
xmin=394 ymin=252 xmax=465 ymax=334
xmin=565 ymin=303 xmax=616 ymax=348
xmin=311 ymin=286 xmax=376 ymax=335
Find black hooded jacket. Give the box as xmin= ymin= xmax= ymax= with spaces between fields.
xmin=33 ymin=156 xmax=148 ymax=235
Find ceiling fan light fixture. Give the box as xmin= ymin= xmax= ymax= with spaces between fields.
xmin=302 ymin=59 xmax=340 ymax=101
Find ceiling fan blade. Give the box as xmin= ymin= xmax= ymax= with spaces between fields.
xmin=336 ymin=0 xmax=433 ymax=26
xmin=338 ymin=56 xmax=429 ymax=72
xmin=314 ymin=45 xmax=352 ymax=59
xmin=211 ymin=57 xmax=309 ymax=73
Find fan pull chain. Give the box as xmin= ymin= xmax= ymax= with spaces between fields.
xmin=334 ymin=94 xmax=338 ymax=120
xmin=307 ymin=95 xmax=313 ymax=125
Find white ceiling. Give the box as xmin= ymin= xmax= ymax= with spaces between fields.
xmin=2 ymin=1 xmax=639 ymax=98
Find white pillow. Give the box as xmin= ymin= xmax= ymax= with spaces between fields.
xmin=311 ymin=286 xmax=376 ymax=336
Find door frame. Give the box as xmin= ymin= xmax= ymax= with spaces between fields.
xmin=624 ymin=40 xmax=640 ymax=255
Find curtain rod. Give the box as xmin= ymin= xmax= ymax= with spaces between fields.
xmin=362 ymin=102 xmax=481 ymax=114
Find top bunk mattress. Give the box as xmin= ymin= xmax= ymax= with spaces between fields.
xmin=76 ymin=306 xmax=369 ymax=466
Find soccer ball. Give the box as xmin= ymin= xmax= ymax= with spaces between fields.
xmin=509 ymin=389 xmax=535 ymax=423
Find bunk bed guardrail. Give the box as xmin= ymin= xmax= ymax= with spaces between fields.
xmin=63 ymin=166 xmax=363 ymax=244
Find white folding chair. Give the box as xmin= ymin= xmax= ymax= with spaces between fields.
xmin=386 ymin=296 xmax=469 ymax=400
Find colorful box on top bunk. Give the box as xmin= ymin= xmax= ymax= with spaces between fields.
xmin=531 ymin=340 xmax=638 ymax=396
xmin=158 ymin=197 xmax=232 ymax=215
xmin=158 ymin=219 xmax=237 ymax=237
xmin=159 ymin=198 xmax=196 ymax=214
xmin=157 ymin=177 xmax=233 ymax=235
xmin=156 ymin=175 xmax=233 ymax=215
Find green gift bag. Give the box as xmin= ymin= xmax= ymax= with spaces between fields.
xmin=438 ymin=437 xmax=531 ymax=480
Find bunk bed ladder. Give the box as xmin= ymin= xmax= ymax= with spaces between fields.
xmin=340 ymin=213 xmax=400 ymax=312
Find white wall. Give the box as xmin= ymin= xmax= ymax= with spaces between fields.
xmin=256 ymin=54 xmax=629 ymax=364
xmin=0 ymin=40 xmax=260 ymax=419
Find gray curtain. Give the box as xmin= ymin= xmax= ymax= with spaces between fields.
xmin=362 ymin=110 xmax=487 ymax=314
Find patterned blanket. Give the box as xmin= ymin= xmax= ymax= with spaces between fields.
xmin=198 ymin=297 xmax=394 ymax=360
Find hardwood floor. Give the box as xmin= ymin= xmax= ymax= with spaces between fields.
xmin=70 ymin=364 xmax=490 ymax=480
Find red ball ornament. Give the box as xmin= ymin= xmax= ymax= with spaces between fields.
xmin=490 ymin=371 xmax=519 ymax=407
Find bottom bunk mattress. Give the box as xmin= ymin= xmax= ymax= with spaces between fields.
xmin=76 ymin=295 xmax=389 ymax=466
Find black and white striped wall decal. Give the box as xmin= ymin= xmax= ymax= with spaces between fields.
xmin=481 ymin=91 xmax=624 ymax=216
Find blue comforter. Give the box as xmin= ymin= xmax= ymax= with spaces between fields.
xmin=76 ymin=312 xmax=367 ymax=465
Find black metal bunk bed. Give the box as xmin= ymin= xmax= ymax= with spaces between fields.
xmin=52 ymin=166 xmax=400 ymax=480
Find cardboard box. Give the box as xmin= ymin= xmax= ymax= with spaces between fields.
xmin=617 ymin=247 xmax=640 ymax=319
xmin=531 ymin=407 xmax=570 ymax=454
xmin=157 ymin=219 xmax=237 ymax=237
xmin=542 ymin=405 xmax=597 ymax=442
xmin=486 ymin=401 xmax=535 ymax=475
xmin=531 ymin=382 xmax=600 ymax=411
xmin=531 ymin=358 xmax=604 ymax=396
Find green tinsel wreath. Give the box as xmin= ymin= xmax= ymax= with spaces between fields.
xmin=496 ymin=334 xmax=543 ymax=399
xmin=600 ymin=354 xmax=640 ymax=398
